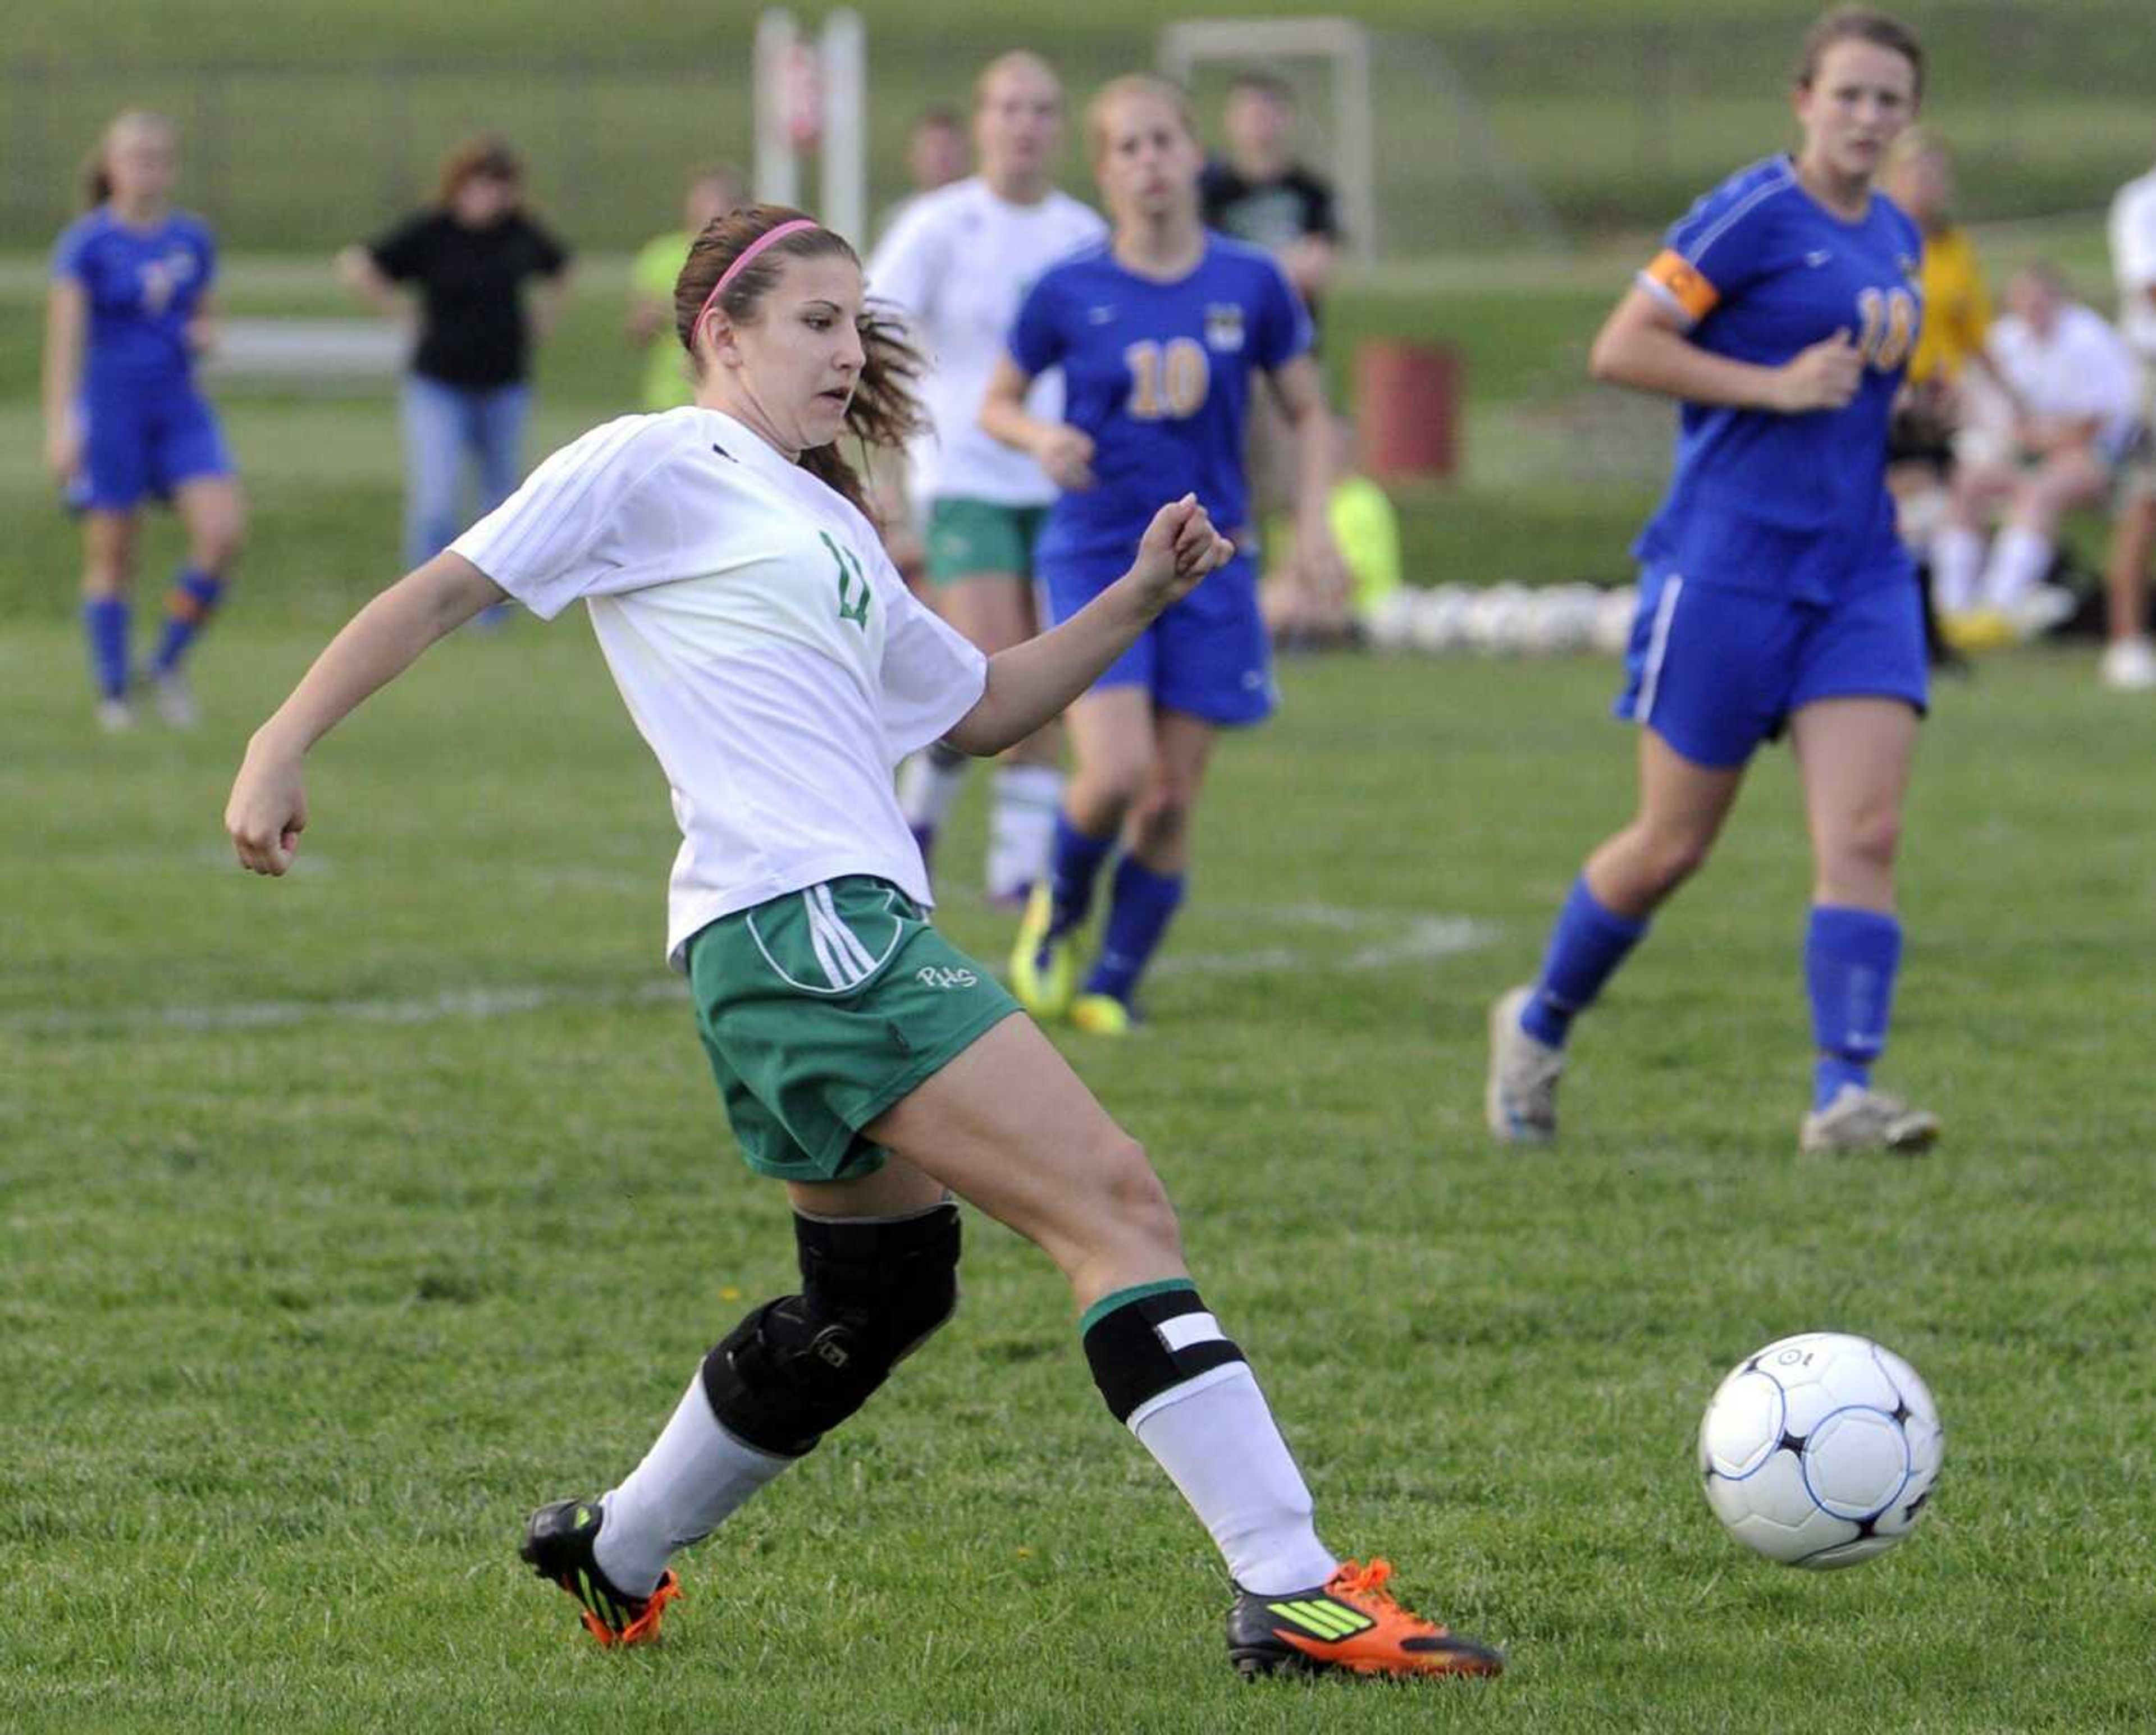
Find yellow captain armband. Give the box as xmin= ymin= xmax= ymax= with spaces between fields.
xmin=1640 ymin=249 xmax=1721 ymax=324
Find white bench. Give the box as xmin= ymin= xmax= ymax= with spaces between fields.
xmin=201 ymin=318 xmax=406 ymax=389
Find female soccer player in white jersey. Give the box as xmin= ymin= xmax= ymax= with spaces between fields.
xmin=224 ymin=205 xmax=1499 ymax=1682
xmin=1487 ymin=7 xmax=1942 ymax=1156
xmin=984 ymin=75 xmax=1346 ymax=1036
xmin=871 ymin=51 xmax=1108 ymax=905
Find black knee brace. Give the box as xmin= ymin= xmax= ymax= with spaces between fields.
xmin=700 ymin=1202 xmax=962 ymax=1458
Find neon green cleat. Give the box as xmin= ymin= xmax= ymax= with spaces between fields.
xmin=1069 ymin=992 xmax=1133 ymax=1037
xmin=1010 ymin=884 xmax=1076 ymax=1020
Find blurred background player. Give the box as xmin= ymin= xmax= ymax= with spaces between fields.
xmin=337 ymin=135 xmax=572 ymax=575
xmin=875 ymin=104 xmax=969 ymax=240
xmin=1927 ymin=263 xmax=2137 ymax=643
xmin=627 ymin=165 xmax=744 ymax=411
xmin=1877 ymin=129 xmax=1991 ymax=570
xmin=873 ymin=52 xmax=1107 ymax=908
xmin=1259 ymin=413 xmax=1403 ymax=647
xmin=1487 ymin=8 xmax=1942 ymax=1156
xmin=984 ymin=74 xmax=1345 ymax=1035
xmin=1200 ymin=71 xmax=1339 ymax=326
xmin=42 ymin=110 xmax=244 ymax=731
xmin=226 ymin=204 xmax=1501 ymax=1684
xmin=1200 ymin=70 xmax=1343 ymax=617
xmin=2101 ymin=147 xmax=2156 ymax=690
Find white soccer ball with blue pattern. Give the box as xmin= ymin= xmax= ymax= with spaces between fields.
xmin=1699 ymin=1331 xmax=1943 ymax=1568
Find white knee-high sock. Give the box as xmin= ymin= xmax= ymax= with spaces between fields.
xmin=595 ymin=1377 xmax=793 ymax=1596
xmin=897 ymin=743 xmax=971 ymax=834
xmin=1930 ymin=524 xmax=1985 ymax=614
xmin=1130 ymin=1364 xmax=1340 ymax=1595
xmin=1981 ymin=524 xmax=2054 ymax=609
xmin=987 ymin=763 xmax=1064 ymax=901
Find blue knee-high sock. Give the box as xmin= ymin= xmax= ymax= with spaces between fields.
xmin=1084 ymin=857 xmax=1186 ymax=1005
xmin=1047 ymin=812 xmax=1116 ymax=937
xmin=1520 ymin=875 xmax=1651 ymax=1047
xmin=84 ymin=597 xmax=131 ymax=700
xmin=1805 ymin=905 xmax=1903 ymax=1109
xmin=151 ymin=569 xmax=224 ymax=674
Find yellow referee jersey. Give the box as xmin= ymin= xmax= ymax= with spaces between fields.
xmin=1908 ymin=224 xmax=1991 ymax=385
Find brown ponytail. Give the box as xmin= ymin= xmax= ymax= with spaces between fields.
xmin=1795 ymin=7 xmax=1924 ymax=100
xmin=673 ymin=204 xmax=926 ymax=518
xmin=82 ymin=150 xmax=113 ymax=210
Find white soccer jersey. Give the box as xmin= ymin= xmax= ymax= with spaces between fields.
xmin=451 ymin=408 xmax=989 ymax=967
xmin=867 ymin=176 xmax=1107 ymax=507
xmin=1986 ymin=303 xmax=2140 ymax=446
xmin=2108 ymin=168 xmax=2156 ymax=360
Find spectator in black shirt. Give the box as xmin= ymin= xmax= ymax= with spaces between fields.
xmin=1199 ymin=72 xmax=1339 ymax=326
xmin=337 ymin=136 xmax=572 ymax=568
xmin=1200 ymin=73 xmax=1340 ymax=574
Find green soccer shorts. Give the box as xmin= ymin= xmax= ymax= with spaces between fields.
xmin=924 ymin=497 xmax=1050 ymax=587
xmin=685 ymin=876 xmax=1022 ymax=1182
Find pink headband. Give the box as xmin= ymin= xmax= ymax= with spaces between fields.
xmin=693 ymin=218 xmax=821 ymax=344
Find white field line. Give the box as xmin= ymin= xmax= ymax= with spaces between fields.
xmin=9 ymin=980 xmax=686 ymax=1036
xmin=6 ymin=904 xmax=1495 ymax=1036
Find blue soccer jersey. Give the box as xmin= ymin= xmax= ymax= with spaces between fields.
xmin=52 ymin=207 xmax=218 ymax=390
xmin=1008 ymin=235 xmax=1310 ymax=567
xmin=1632 ymin=156 xmax=1924 ymax=603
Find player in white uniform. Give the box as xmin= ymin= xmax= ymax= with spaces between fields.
xmin=1930 ymin=263 xmax=2139 ymax=637
xmin=2102 ymin=159 xmax=2156 ymax=690
xmin=872 ymin=52 xmax=1109 ymax=904
xmin=223 ymin=205 xmax=1500 ymax=1683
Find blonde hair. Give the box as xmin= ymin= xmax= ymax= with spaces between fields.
xmin=1084 ymin=74 xmax=1196 ymax=168
xmin=975 ymin=50 xmax=1061 ymax=112
xmin=1883 ymin=125 xmax=1947 ymax=175
xmin=82 ymin=109 xmax=175 ymax=209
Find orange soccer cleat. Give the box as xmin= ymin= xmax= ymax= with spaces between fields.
xmin=1226 ymin=1557 xmax=1504 ymax=1681
xmin=519 ymin=1498 xmax=682 ymax=1647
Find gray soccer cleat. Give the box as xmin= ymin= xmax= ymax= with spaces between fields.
xmin=1486 ymin=985 xmax=1564 ymax=1144
xmin=151 ymin=668 xmax=199 ymax=729
xmin=1799 ymin=1084 xmax=1940 ymax=1155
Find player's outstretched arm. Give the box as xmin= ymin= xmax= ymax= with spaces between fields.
xmin=944 ymin=496 xmax=1233 ymax=757
xmin=226 ymin=552 xmax=506 ymax=875
xmin=1590 ymin=285 xmax=1861 ymax=415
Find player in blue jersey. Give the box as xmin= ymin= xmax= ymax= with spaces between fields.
xmin=982 ymin=74 xmax=1344 ymax=1034
xmin=41 ymin=111 xmax=243 ymax=731
xmin=1486 ymin=8 xmax=1943 ymax=1156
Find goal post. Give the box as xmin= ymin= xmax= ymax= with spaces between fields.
xmin=753 ymin=7 xmax=866 ymax=244
xmin=1160 ymin=17 xmax=1566 ymax=263
xmin=1158 ymin=16 xmax=1377 ymax=267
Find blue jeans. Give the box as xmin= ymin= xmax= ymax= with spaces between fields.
xmin=400 ymin=373 xmax=531 ymax=569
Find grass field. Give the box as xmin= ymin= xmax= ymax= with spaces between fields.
xmin=5 ymin=0 xmax=2150 ymax=253
xmin=6 ymin=623 xmax=2156 ymax=1732
xmin=6 ymin=204 xmax=2154 ymax=1728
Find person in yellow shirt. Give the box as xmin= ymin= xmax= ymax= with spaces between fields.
xmin=1261 ymin=415 xmax=1401 ymax=646
xmin=625 ymin=166 xmax=744 ymax=410
xmin=1888 ymin=130 xmax=1990 ymax=389
xmin=1880 ymin=130 xmax=2005 ymax=651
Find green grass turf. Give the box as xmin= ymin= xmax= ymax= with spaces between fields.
xmin=4 ymin=615 xmax=2154 ymax=1732
xmin=4 ymin=0 xmax=2150 ymax=254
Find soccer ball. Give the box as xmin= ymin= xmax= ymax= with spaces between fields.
xmin=1698 ymin=1331 xmax=1943 ymax=1569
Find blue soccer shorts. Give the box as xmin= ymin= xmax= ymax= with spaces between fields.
xmin=75 ymin=385 xmax=235 ymax=512
xmin=1038 ymin=548 xmax=1276 ymax=726
xmin=1614 ymin=565 xmax=1929 ymax=768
